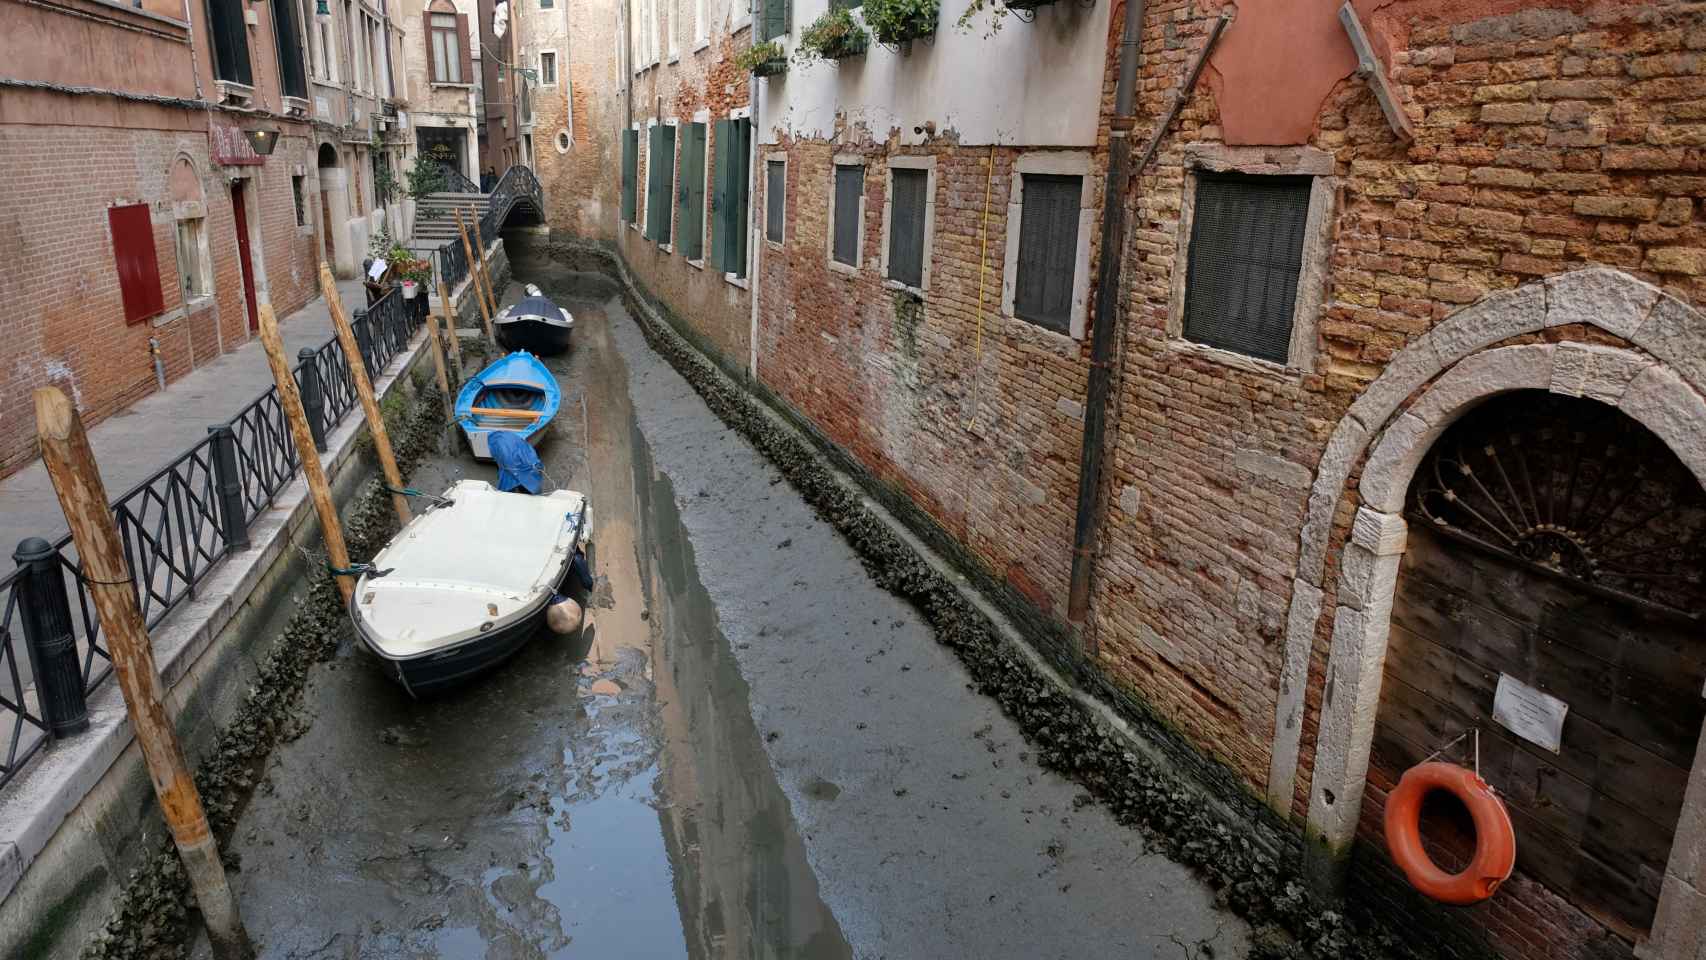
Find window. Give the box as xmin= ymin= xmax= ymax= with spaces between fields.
xmin=693 ymin=0 xmax=704 ymax=44
xmin=317 ymin=19 xmax=337 ymax=82
xmin=556 ymin=129 xmax=571 ymax=153
xmin=540 ymin=51 xmax=557 ymax=85
xmin=1002 ymin=153 xmax=1092 ymax=338
xmin=830 ymin=161 xmax=863 ymax=269
xmin=273 ymin=0 xmax=308 ymax=98
xmin=759 ymin=0 xmax=789 ymax=40
xmin=677 ymin=122 xmax=706 ymax=260
xmin=541 ymin=0 xmax=552 ymax=6
xmin=1013 ymin=175 xmax=1079 ymax=333
xmin=668 ymin=0 xmax=679 ymax=57
xmin=292 ymin=174 xmax=307 ymax=226
xmin=645 ymin=124 xmax=676 ymax=244
xmin=711 ymin=117 xmax=751 ymax=277
xmin=621 ymin=127 xmax=638 ymax=222
xmin=207 ymin=0 xmax=253 ymax=86
xmin=427 ymin=2 xmax=468 ymax=84
xmin=765 ymin=159 xmax=785 ymax=244
xmin=883 ymin=158 xmax=934 ymax=292
xmin=1181 ymin=173 xmax=1313 ymax=365
xmin=175 ymin=218 xmax=210 ymax=300
xmin=108 ymin=203 xmax=164 ymax=324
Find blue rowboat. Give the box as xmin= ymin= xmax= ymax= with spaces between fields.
xmin=455 ymin=350 xmax=560 ymax=460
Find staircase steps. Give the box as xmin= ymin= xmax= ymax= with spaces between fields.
xmin=413 ymin=192 xmax=492 ymax=247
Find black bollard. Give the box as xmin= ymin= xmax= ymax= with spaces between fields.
xmin=207 ymin=423 xmax=249 ymax=551
xmin=12 ymin=537 xmax=90 ymax=738
xmin=297 ymin=346 xmax=327 ymax=452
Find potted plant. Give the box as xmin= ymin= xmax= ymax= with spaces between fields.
xmin=388 ymin=244 xmax=430 ymax=299
xmin=796 ymin=8 xmax=870 ymax=63
xmin=866 ymin=0 xmax=938 ymax=45
xmin=736 ymin=40 xmax=790 ymax=77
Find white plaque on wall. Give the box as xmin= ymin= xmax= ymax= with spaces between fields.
xmin=1492 ymin=674 xmax=1569 ymax=754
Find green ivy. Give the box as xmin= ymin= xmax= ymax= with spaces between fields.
xmin=796 ymin=7 xmax=871 ymax=63
xmin=866 ymin=0 xmax=938 ymax=45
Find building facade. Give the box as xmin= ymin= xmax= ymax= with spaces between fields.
xmin=0 ymin=0 xmax=402 ymax=477
xmin=589 ymin=0 xmax=1706 ymax=957
xmin=618 ymin=0 xmax=757 ymax=364
xmin=521 ymin=0 xmax=621 ymax=237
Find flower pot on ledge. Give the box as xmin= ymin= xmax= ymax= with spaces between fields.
xmin=754 ymin=57 xmax=789 ymax=77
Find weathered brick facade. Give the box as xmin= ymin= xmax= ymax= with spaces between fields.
xmin=585 ymin=0 xmax=1706 ymax=956
xmin=520 ymin=0 xmax=622 ymax=238
xmin=621 ymin=0 xmax=756 ymax=367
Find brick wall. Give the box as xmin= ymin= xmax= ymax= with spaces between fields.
xmin=621 ymin=24 xmax=755 ymax=368
xmin=532 ymin=0 xmax=621 ymax=239
xmin=0 ymin=107 xmax=319 ymax=478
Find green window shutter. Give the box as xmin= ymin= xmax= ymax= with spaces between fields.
xmin=680 ymin=123 xmax=707 ymax=260
xmin=646 ymin=125 xmax=664 ymax=239
xmin=1013 ymin=173 xmax=1081 ymax=334
xmin=731 ymin=118 xmax=751 ymax=277
xmin=761 ymin=0 xmax=789 ymax=41
xmin=711 ymin=119 xmax=732 ymax=272
xmin=658 ymin=125 xmax=676 ymax=245
xmin=621 ymin=129 xmax=638 ymax=223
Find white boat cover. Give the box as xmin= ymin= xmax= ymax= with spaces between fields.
xmin=353 ymin=479 xmax=588 ymax=659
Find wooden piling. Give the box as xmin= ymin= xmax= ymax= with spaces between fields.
xmin=32 ymin=388 xmax=255 ymax=960
xmin=436 ymin=279 xmax=463 ymax=368
xmin=468 ymin=206 xmax=500 ymax=318
xmin=455 ymin=210 xmax=497 ymax=347
xmin=320 ymin=265 xmax=411 ymax=527
xmin=425 ymin=306 xmax=451 ymax=398
xmin=256 ymin=303 xmax=357 ymax=604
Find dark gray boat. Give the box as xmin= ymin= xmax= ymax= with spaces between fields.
xmin=494 ymin=284 xmax=574 ymax=356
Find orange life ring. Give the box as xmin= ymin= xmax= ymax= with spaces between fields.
xmin=1383 ymin=761 xmax=1516 ymax=905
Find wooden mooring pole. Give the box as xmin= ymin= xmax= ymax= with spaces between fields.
xmin=320 ymin=265 xmax=411 ymax=527
xmin=257 ymin=303 xmax=357 ymax=604
xmin=437 ymin=279 xmax=463 ymax=368
xmin=455 ymin=210 xmax=497 ymax=348
xmin=468 ymin=206 xmax=500 ymax=318
xmin=32 ymin=388 xmax=255 ymax=960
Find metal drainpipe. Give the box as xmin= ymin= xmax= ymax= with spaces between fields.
xmin=747 ymin=0 xmax=761 ymax=379
xmin=1065 ymin=0 xmax=1144 ymax=626
xmin=149 ymin=338 xmax=168 ymax=392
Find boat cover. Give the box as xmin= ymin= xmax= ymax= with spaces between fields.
xmin=506 ymin=295 xmax=572 ymax=325
xmin=490 ymin=430 xmax=544 ymax=494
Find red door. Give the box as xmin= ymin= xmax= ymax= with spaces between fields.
xmin=232 ymin=181 xmax=259 ymax=332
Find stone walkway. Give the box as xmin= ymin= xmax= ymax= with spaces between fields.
xmin=0 ymin=281 xmax=368 ymax=551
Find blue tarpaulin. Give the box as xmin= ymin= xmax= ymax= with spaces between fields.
xmin=489 ymin=431 xmax=544 ymax=494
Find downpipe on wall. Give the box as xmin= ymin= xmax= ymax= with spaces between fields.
xmin=1066 ymin=0 xmax=1144 ymax=627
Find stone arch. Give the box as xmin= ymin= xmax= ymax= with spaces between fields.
xmin=1267 ymin=268 xmax=1706 ymax=820
xmin=1275 ymin=333 xmax=1706 ymax=953
xmin=316 ymin=140 xmax=350 ymax=273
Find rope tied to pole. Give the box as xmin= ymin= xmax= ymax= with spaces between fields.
xmin=327 ymin=561 xmax=393 ymax=578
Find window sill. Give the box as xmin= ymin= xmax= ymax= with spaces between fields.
xmin=694 ymin=38 xmax=710 ymax=52
xmin=668 ymin=52 xmax=680 ymax=64
xmin=883 ymin=277 xmax=925 ymax=298
xmin=688 ymin=258 xmax=706 ymax=270
xmin=828 ymin=259 xmax=859 ymax=277
xmin=1167 ymin=338 xmax=1301 ymax=381
xmin=431 ymin=82 xmax=475 ymax=89
xmin=1002 ymin=311 xmax=1081 ymax=354
xmin=298 ymin=224 xmax=314 ymax=236
xmin=660 ymin=242 xmax=674 ymax=253
xmin=765 ymin=238 xmax=783 ymax=250
xmin=724 ymin=273 xmax=749 ymax=289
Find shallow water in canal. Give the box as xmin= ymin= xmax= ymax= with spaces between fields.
xmin=218 ymin=240 xmax=849 ymax=959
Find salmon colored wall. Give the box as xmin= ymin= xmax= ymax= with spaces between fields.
xmin=0 ymin=0 xmax=197 ymax=100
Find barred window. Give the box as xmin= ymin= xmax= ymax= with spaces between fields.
xmin=1181 ymin=173 xmax=1313 ymax=365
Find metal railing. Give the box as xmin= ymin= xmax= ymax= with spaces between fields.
xmin=438 ymin=163 xmax=480 ymax=195
xmin=0 ymin=286 xmax=422 ymax=791
xmin=482 ymin=164 xmax=543 ymax=243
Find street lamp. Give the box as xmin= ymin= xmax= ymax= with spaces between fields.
xmin=245 ymin=128 xmax=281 ymax=155
xmin=316 ymin=0 xmax=329 ymax=13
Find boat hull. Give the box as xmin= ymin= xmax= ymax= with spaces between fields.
xmin=455 ymin=351 xmax=560 ymax=461
xmin=351 ymin=560 xmax=573 ymax=698
xmin=496 ymin=317 xmax=572 ymax=356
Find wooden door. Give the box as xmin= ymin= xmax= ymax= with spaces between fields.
xmin=232 ymin=181 xmax=259 ymax=332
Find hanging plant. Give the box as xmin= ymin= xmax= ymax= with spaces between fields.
xmin=956 ymin=0 xmax=1057 ymax=35
xmin=865 ymin=0 xmax=938 ymax=45
xmin=736 ymin=39 xmax=790 ymax=76
xmin=796 ymin=8 xmax=871 ymax=63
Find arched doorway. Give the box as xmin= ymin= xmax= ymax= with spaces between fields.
xmin=317 ymin=143 xmax=347 ymax=272
xmin=1372 ymin=389 xmax=1706 ymax=950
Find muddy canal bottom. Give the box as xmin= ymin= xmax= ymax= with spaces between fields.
xmin=217 ymin=266 xmax=847 ymax=959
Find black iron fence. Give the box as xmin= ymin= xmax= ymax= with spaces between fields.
xmin=482 ymin=164 xmax=543 ymax=244
xmin=0 ymin=286 xmax=422 ymax=791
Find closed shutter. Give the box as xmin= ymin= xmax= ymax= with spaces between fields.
xmin=1181 ymin=173 xmax=1312 ymax=365
xmin=655 ymin=125 xmax=675 ymax=244
xmin=456 ymin=14 xmax=474 ymax=85
xmin=273 ymin=0 xmax=308 ymax=98
xmin=621 ymin=129 xmax=638 ymax=223
xmin=887 ymin=168 xmax=927 ymax=288
xmin=833 ymin=165 xmax=862 ymax=266
xmin=424 ymin=13 xmax=438 ymax=82
xmin=766 ymin=160 xmax=785 ymax=244
xmin=109 ymin=204 xmax=164 ymax=325
xmin=761 ymin=0 xmax=789 ymax=40
xmin=1013 ymin=174 xmax=1080 ymax=334
xmin=730 ymin=119 xmax=750 ymax=277
xmin=207 ymin=0 xmax=253 ymax=85
xmin=645 ymin=125 xmax=660 ymax=237
xmin=680 ymin=123 xmax=707 ymax=259
xmin=711 ymin=120 xmax=731 ymax=270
